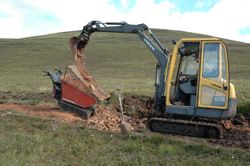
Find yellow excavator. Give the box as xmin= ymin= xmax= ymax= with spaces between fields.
xmin=47 ymin=21 xmax=237 ymax=138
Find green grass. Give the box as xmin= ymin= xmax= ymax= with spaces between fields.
xmin=0 ymin=114 xmax=249 ymax=166
xmin=238 ymin=102 xmax=250 ymax=114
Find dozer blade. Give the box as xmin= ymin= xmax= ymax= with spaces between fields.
xmin=147 ymin=118 xmax=223 ymax=138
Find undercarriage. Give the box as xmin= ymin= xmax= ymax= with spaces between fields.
xmin=147 ymin=116 xmax=223 ymax=138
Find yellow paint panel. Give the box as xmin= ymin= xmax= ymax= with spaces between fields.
xmin=200 ymin=85 xmax=226 ymax=107
xmin=197 ymin=41 xmax=229 ymax=110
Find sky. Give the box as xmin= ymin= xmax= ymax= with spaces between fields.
xmin=0 ymin=0 xmax=250 ymax=43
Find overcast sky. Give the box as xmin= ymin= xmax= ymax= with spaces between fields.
xmin=0 ymin=0 xmax=250 ymax=43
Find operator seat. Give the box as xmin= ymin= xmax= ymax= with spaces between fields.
xmin=178 ymin=75 xmax=197 ymax=106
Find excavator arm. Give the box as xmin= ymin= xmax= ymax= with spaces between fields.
xmin=77 ymin=20 xmax=170 ymax=112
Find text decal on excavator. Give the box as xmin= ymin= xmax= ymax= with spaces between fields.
xmin=144 ymin=38 xmax=155 ymax=51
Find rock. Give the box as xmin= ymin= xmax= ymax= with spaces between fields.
xmin=137 ymin=122 xmax=145 ymax=128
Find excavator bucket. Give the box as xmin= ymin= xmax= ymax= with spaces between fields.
xmin=69 ymin=36 xmax=88 ymax=52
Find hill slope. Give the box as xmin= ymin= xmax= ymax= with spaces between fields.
xmin=0 ymin=29 xmax=249 ymax=102
xmin=0 ymin=29 xmax=250 ymax=165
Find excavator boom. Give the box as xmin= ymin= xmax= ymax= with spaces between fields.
xmin=77 ymin=20 xmax=170 ymax=112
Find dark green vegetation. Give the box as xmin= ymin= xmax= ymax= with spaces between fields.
xmin=0 ymin=29 xmax=250 ymax=165
xmin=0 ymin=113 xmax=249 ymax=165
xmin=238 ymin=102 xmax=250 ymax=114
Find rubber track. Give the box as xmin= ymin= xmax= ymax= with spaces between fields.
xmin=59 ymin=100 xmax=95 ymax=118
xmin=147 ymin=117 xmax=223 ymax=138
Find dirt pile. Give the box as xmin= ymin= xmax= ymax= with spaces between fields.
xmin=209 ymin=113 xmax=250 ymax=149
xmin=86 ymin=105 xmax=140 ymax=132
xmin=122 ymin=95 xmax=154 ymax=118
xmin=210 ymin=129 xmax=250 ymax=149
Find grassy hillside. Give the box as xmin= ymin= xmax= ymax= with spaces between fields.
xmin=0 ymin=29 xmax=249 ymax=102
xmin=0 ymin=29 xmax=249 ymax=98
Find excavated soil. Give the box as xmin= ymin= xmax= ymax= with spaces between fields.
xmin=0 ymin=94 xmax=249 ymax=150
xmin=209 ymin=113 xmax=250 ymax=149
xmin=0 ymin=94 xmax=149 ymax=133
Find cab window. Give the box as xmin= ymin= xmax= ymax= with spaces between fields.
xmin=202 ymin=43 xmax=219 ymax=80
xmin=180 ymin=54 xmax=199 ymax=75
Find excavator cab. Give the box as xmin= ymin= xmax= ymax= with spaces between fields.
xmin=165 ymin=38 xmax=237 ymax=119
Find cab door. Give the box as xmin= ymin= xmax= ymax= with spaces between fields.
xmin=197 ymin=41 xmax=229 ymax=109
